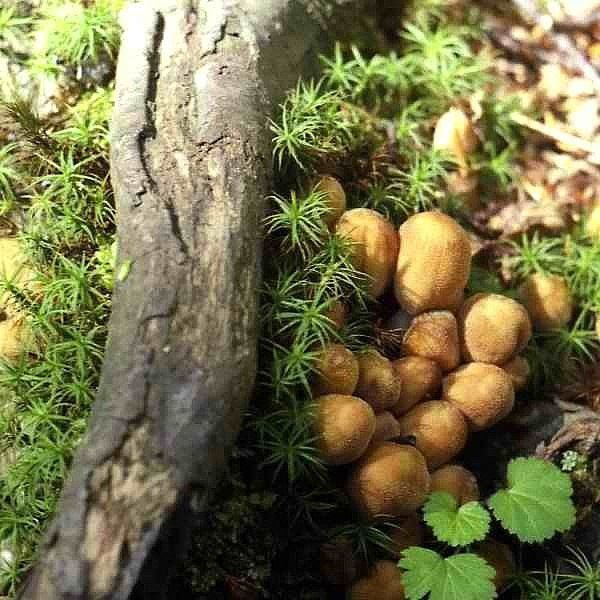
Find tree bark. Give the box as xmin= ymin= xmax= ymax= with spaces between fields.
xmin=17 ymin=1 xmax=375 ymax=598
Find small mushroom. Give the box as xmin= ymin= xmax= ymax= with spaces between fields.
xmin=369 ymin=411 xmax=402 ymax=448
xmin=320 ymin=535 xmax=359 ymax=586
xmin=0 ymin=314 xmax=29 ymax=362
xmin=443 ymin=363 xmax=515 ymax=431
xmin=312 ymin=343 xmax=359 ymax=396
xmin=313 ymin=394 xmax=376 ymax=465
xmin=459 ymin=293 xmax=532 ymax=365
xmin=394 ymin=211 xmax=472 ymax=315
xmin=347 ymin=442 xmax=431 ymax=519
xmin=519 ymin=273 xmax=573 ymax=331
xmin=389 ymin=513 xmax=424 ymax=558
xmin=315 ymin=175 xmax=346 ymax=229
xmin=501 ymin=355 xmax=530 ymax=391
xmin=323 ymin=299 xmax=347 ymax=331
xmin=348 ymin=560 xmax=405 ymax=600
xmin=430 ymin=464 xmax=479 ymax=505
xmin=433 ymin=107 xmax=478 ymax=170
xmin=473 ymin=539 xmax=516 ymax=592
xmin=392 ymin=356 xmax=442 ymax=416
xmin=396 ymin=401 xmax=469 ymax=469
xmin=401 ymin=311 xmax=460 ymax=372
xmin=336 ymin=208 xmax=399 ymax=298
xmin=355 ymin=348 xmax=402 ymax=413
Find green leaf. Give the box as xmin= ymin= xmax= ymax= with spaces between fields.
xmin=399 ymin=547 xmax=496 ymax=600
xmin=488 ymin=457 xmax=576 ymax=543
xmin=423 ymin=492 xmax=491 ymax=547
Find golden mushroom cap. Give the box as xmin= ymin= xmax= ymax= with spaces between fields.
xmin=442 ymin=363 xmax=515 ymax=431
xmin=401 ymin=310 xmax=460 ymax=372
xmin=396 ymin=401 xmax=469 ymax=469
xmin=347 ymin=442 xmax=431 ymax=519
xmin=389 ymin=513 xmax=424 ymax=558
xmin=312 ymin=344 xmax=359 ymax=397
xmin=315 ymin=175 xmax=347 ymax=229
xmin=314 ymin=394 xmax=376 ymax=465
xmin=0 ymin=314 xmax=29 ymax=362
xmin=336 ymin=208 xmax=399 ymax=298
xmin=391 ymin=356 xmax=442 ymax=416
xmin=459 ymin=293 xmax=532 ymax=365
xmin=320 ymin=535 xmax=359 ymax=586
xmin=501 ymin=355 xmax=530 ymax=391
xmin=519 ymin=273 xmax=573 ymax=332
xmin=355 ymin=348 xmax=402 ymax=413
xmin=348 ymin=560 xmax=405 ymax=600
xmin=430 ymin=464 xmax=479 ymax=505
xmin=474 ymin=539 xmax=516 ymax=592
xmin=0 ymin=238 xmax=38 ymax=314
xmin=433 ymin=107 xmax=478 ymax=170
xmin=394 ymin=211 xmax=471 ymax=315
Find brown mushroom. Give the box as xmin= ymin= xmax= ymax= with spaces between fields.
xmin=391 ymin=356 xmax=442 ymax=416
xmin=401 ymin=311 xmax=460 ymax=372
xmin=347 ymin=442 xmax=431 ymax=519
xmin=443 ymin=363 xmax=515 ymax=431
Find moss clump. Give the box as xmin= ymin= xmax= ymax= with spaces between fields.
xmin=183 ymin=468 xmax=276 ymax=598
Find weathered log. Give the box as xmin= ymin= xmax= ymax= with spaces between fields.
xmin=17 ymin=1 xmax=376 ymax=598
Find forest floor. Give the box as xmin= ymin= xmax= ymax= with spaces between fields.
xmin=0 ymin=1 xmax=600 ymax=599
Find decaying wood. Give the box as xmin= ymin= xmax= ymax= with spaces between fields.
xmin=16 ymin=1 xmax=376 ymax=599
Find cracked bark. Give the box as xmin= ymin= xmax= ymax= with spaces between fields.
xmin=16 ymin=1 xmax=377 ymax=599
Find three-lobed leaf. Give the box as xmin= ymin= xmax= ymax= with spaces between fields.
xmin=488 ymin=458 xmax=576 ymax=543
xmin=399 ymin=547 xmax=496 ymax=600
xmin=423 ymin=492 xmax=491 ymax=547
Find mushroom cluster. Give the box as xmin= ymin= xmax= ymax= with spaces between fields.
xmin=310 ymin=186 xmax=530 ymax=593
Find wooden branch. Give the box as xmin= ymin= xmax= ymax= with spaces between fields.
xmin=510 ymin=111 xmax=600 ymax=155
xmin=16 ymin=1 xmax=377 ymax=599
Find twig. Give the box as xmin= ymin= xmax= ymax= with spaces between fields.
xmin=510 ymin=0 xmax=600 ymax=94
xmin=510 ymin=111 xmax=600 ymax=156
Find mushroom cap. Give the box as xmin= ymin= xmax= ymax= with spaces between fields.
xmin=459 ymin=293 xmax=532 ymax=365
xmin=323 ymin=299 xmax=347 ymax=330
xmin=355 ymin=348 xmax=402 ymax=413
xmin=0 ymin=314 xmax=29 ymax=361
xmin=389 ymin=513 xmax=424 ymax=558
xmin=312 ymin=343 xmax=359 ymax=396
xmin=394 ymin=211 xmax=471 ymax=314
xmin=320 ymin=535 xmax=358 ymax=585
xmin=314 ymin=394 xmax=376 ymax=465
xmin=347 ymin=442 xmax=431 ymax=519
xmin=519 ymin=273 xmax=573 ymax=331
xmin=369 ymin=411 xmax=402 ymax=448
xmin=401 ymin=310 xmax=460 ymax=372
xmin=396 ymin=401 xmax=469 ymax=469
xmin=474 ymin=539 xmax=516 ymax=591
xmin=442 ymin=363 xmax=515 ymax=431
xmin=0 ymin=238 xmax=38 ymax=314
xmin=315 ymin=175 xmax=346 ymax=229
xmin=433 ymin=107 xmax=478 ymax=169
xmin=348 ymin=560 xmax=405 ymax=600
xmin=430 ymin=464 xmax=479 ymax=505
xmin=336 ymin=208 xmax=399 ymax=298
xmin=501 ymin=355 xmax=530 ymax=391
xmin=392 ymin=356 xmax=442 ymax=416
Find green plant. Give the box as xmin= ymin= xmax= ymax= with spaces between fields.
xmin=0 ymin=84 xmax=115 ymax=596
xmin=397 ymin=458 xmax=576 ymax=600
xmin=36 ymin=0 xmax=121 ymax=68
